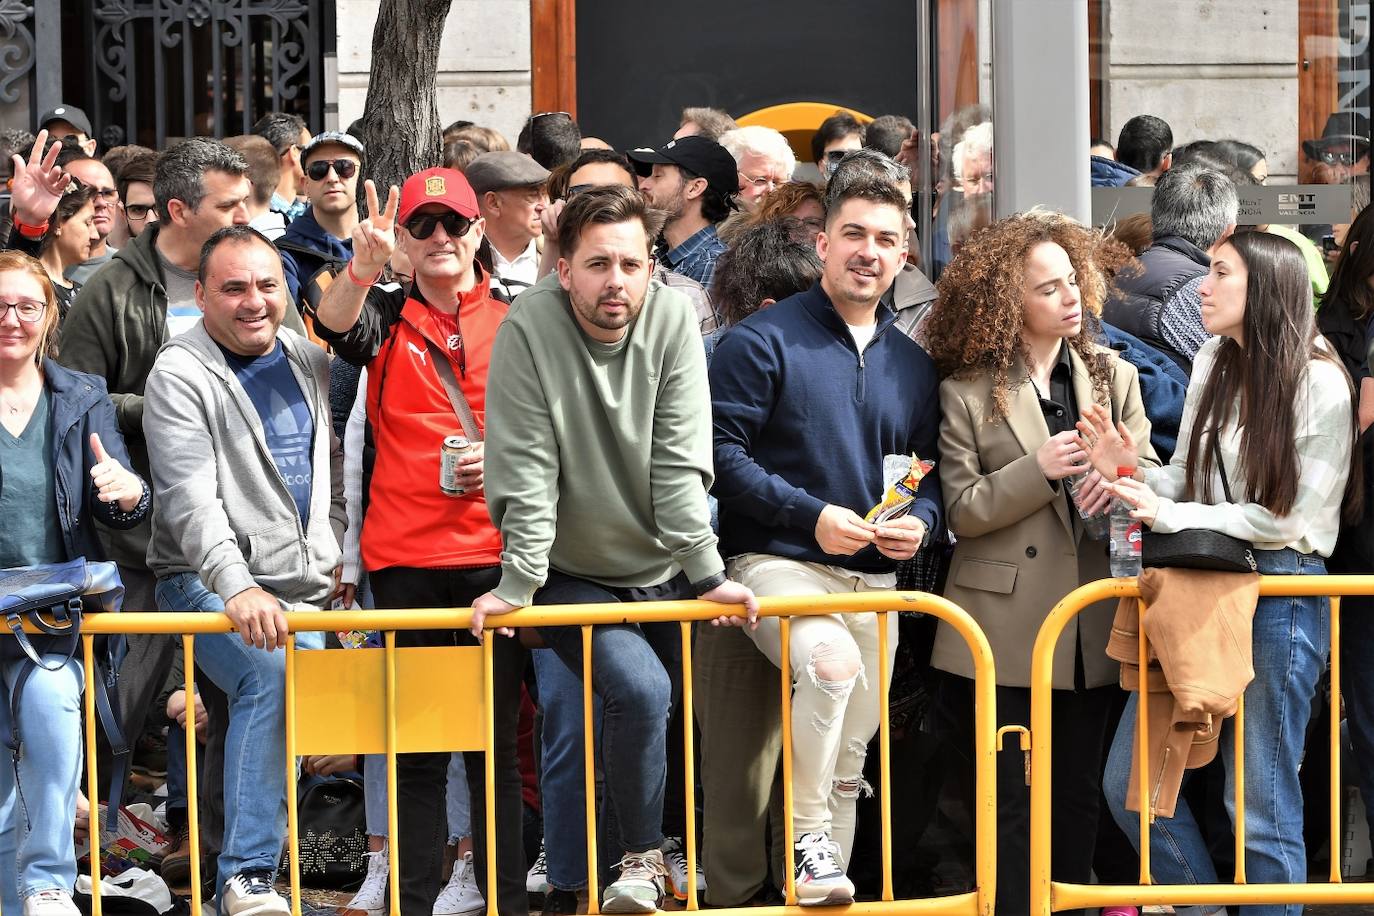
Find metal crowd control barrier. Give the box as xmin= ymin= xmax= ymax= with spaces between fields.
xmin=67 ymin=591 xmax=999 ymax=916
xmin=1029 ymin=575 xmax=1374 ymax=914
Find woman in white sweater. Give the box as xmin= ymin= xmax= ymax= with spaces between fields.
xmin=1080 ymin=229 xmax=1360 ymax=914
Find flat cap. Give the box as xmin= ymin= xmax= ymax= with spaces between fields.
xmin=464 ymin=151 xmax=550 ymax=195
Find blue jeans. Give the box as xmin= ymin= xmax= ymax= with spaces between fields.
xmin=535 ymin=570 xmax=685 ymax=857
xmin=531 ymin=647 xmax=604 ymax=890
xmin=156 ymin=572 xmax=288 ymax=884
xmin=362 ymin=752 xmax=471 ymax=842
xmin=1104 ymin=551 xmax=1329 ymax=916
xmin=0 ymin=654 xmax=83 ymax=913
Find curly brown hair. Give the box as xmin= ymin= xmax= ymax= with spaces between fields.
xmin=925 ymin=212 xmax=1135 ymax=418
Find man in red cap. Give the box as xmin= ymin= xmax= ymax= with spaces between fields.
xmin=314 ymin=169 xmax=527 ymax=916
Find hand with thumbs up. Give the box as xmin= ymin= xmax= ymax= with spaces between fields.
xmin=350 ymin=179 xmax=401 ymax=282
xmin=89 ymin=433 xmax=144 ymax=512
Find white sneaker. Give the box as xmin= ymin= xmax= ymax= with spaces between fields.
xmin=526 ymin=843 xmax=549 ymax=895
xmin=343 ymin=845 xmax=390 ymax=916
xmin=220 ymin=870 xmax=290 ymax=916
xmin=434 ymin=852 xmax=485 ymax=916
xmin=23 ymin=890 xmax=80 ymax=916
xmin=793 ymin=833 xmax=854 ymax=907
xmin=660 ymin=836 xmax=706 ymax=901
xmin=601 ymin=849 xmax=666 ymax=914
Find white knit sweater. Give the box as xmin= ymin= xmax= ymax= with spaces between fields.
xmin=1144 ymin=337 xmax=1354 ymax=557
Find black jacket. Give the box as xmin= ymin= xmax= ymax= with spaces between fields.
xmin=1317 ymin=294 xmax=1373 ymax=572
xmin=1102 ymin=236 xmax=1209 ymax=372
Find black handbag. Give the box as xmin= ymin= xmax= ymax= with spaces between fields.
xmin=294 ymin=778 xmax=368 ymax=889
xmin=1141 ymin=435 xmax=1258 ymax=573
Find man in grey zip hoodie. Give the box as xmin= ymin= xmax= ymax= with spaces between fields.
xmin=144 ymin=225 xmax=344 ymax=916
xmin=58 ymin=142 xmax=309 ymax=821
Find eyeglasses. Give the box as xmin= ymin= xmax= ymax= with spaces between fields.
xmin=0 ymin=299 xmax=46 ymax=323
xmin=70 ymin=177 xmax=118 ymax=202
xmin=123 ymin=202 xmax=154 ymax=221
xmin=824 ymin=149 xmax=852 ymax=163
xmin=306 ymin=158 xmax=359 ymax=181
xmin=740 ymin=172 xmax=782 ymax=192
xmin=1316 ymin=148 xmax=1360 ymax=166
xmin=404 ymin=210 xmax=473 ymax=240
xmin=566 ymin=183 xmax=595 ymax=198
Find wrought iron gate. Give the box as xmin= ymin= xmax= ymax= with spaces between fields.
xmin=0 ymin=1 xmax=331 ymax=149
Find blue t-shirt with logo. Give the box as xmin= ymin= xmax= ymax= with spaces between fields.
xmin=220 ymin=342 xmax=314 ymax=523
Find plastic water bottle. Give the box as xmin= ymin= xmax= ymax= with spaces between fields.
xmin=1109 ymin=465 xmax=1142 ymax=577
xmin=1068 ymin=472 xmax=1111 ymax=540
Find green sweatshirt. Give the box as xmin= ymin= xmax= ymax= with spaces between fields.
xmin=485 ymin=274 xmax=724 ymax=606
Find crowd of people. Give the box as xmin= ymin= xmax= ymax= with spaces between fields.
xmin=0 ymin=96 xmax=1370 ymax=916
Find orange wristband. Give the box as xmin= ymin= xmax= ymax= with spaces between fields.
xmin=346 ymin=260 xmax=381 ymax=287
xmin=13 ymin=216 xmax=48 ymax=239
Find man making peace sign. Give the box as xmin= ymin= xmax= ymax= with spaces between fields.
xmin=313 ymin=169 xmax=528 ymax=916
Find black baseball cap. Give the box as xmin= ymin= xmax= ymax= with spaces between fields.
xmin=38 ymin=104 xmax=92 ymax=138
xmin=628 ymin=136 xmax=738 ymax=199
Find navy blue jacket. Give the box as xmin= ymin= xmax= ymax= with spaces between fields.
xmin=1090 ymin=155 xmax=1141 ymax=188
xmin=1101 ymin=324 xmax=1188 ymax=462
xmin=709 ymin=282 xmax=943 ymax=573
xmin=5 ymin=361 xmax=148 ymax=563
xmin=277 ymin=207 xmax=352 ymax=305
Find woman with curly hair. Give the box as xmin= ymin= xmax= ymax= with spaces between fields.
xmin=924 ymin=212 xmax=1158 ymax=914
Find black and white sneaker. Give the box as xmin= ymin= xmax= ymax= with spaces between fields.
xmin=220 ymin=870 xmax=289 ymax=916
xmin=793 ymin=833 xmax=854 ymax=907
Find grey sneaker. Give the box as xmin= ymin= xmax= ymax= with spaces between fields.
xmin=220 ymin=870 xmax=290 ymax=916
xmin=601 ymin=848 xmax=667 ymax=914
xmin=660 ymin=836 xmax=705 ymax=901
xmin=793 ymin=833 xmax=854 ymax=907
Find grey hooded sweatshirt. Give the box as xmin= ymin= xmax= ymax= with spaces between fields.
xmin=143 ymin=321 xmax=345 ymax=606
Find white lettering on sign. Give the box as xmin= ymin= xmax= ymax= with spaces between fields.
xmin=1338 ymin=2 xmax=1372 ymax=117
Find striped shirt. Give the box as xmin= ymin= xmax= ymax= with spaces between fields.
xmin=1144 ymin=336 xmax=1354 ymax=556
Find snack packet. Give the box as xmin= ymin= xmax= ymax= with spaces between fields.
xmin=865 ymin=454 xmax=936 ymax=524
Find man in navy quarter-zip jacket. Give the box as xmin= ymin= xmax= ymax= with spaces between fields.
xmin=706 ymin=162 xmax=941 ymax=907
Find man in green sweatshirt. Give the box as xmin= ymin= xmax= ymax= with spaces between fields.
xmin=472 ymin=185 xmax=756 ymax=914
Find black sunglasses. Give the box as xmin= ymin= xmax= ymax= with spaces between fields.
xmin=306 ymin=158 xmax=358 ymax=181
xmin=404 ymin=210 xmax=474 ymax=240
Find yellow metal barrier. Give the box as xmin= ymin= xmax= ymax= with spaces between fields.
xmin=1029 ymin=575 xmax=1374 ymax=914
xmin=65 ymin=591 xmax=998 ymax=916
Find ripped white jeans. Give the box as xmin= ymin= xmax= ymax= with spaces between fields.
xmin=728 ymin=553 xmax=899 ymax=866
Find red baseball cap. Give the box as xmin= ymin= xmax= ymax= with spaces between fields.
xmin=398 ymin=167 xmax=479 ymax=224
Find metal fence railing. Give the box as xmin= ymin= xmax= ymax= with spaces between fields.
xmin=69 ymin=591 xmax=1000 ymax=916
xmin=1029 ymin=575 xmax=1374 ymax=914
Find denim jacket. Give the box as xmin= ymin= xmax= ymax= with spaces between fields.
xmin=38 ymin=360 xmax=148 ymax=562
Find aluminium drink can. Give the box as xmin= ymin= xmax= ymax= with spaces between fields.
xmin=440 ymin=435 xmax=472 ymax=496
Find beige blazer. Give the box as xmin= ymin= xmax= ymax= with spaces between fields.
xmin=930 ymin=345 xmax=1159 ymax=689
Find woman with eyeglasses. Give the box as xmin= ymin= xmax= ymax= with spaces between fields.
xmin=0 ymin=249 xmax=147 ymax=916
xmin=36 ymin=185 xmax=99 ymax=322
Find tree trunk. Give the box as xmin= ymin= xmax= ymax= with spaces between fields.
xmin=359 ymin=0 xmax=455 ymax=204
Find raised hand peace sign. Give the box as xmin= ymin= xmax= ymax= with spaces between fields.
xmin=350 ymin=179 xmax=400 ymax=281
xmin=10 ymin=129 xmax=69 ymax=227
